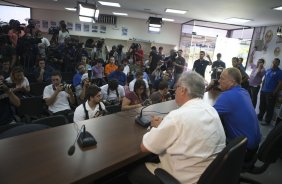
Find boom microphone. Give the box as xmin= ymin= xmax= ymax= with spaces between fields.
xmin=135 ymin=99 xmax=152 ymax=127
xmin=67 ymin=124 xmax=97 ymax=156
xmin=68 ymin=125 xmax=84 ymax=156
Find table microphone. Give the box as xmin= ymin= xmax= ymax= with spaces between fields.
xmin=77 ymin=125 xmax=97 ymax=148
xmin=135 ymin=99 xmax=152 ymax=127
xmin=67 ymin=125 xmax=97 ymax=156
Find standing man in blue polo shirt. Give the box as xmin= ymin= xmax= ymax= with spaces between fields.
xmin=258 ymin=58 xmax=282 ymax=125
xmin=214 ymin=67 xmax=261 ymax=161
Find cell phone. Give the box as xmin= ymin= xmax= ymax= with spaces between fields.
xmin=88 ymin=69 xmax=92 ymax=80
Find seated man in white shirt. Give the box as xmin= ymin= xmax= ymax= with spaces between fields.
xmin=43 ymin=71 xmax=75 ymax=115
xmin=128 ymin=71 xmax=226 ymax=184
xmin=101 ymin=79 xmax=125 ymax=103
xmin=73 ymin=84 xmax=106 ymax=123
xmin=129 ymin=71 xmax=150 ymax=96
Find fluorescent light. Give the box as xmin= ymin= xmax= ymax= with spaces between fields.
xmin=79 ymin=16 xmax=95 ymax=23
xmin=149 ymin=27 xmax=160 ymax=32
xmin=225 ymin=18 xmax=251 ymax=23
xmin=165 ymin=8 xmax=186 ymax=14
xmin=79 ymin=4 xmax=95 ymax=17
xmin=113 ymin=12 xmax=128 ymax=16
xmin=98 ymin=1 xmax=120 ymax=7
xmin=273 ymin=6 xmax=282 ymax=11
xmin=65 ymin=8 xmax=76 ymax=11
xmin=149 ymin=23 xmax=161 ymax=28
xmin=162 ymin=18 xmax=174 ymax=22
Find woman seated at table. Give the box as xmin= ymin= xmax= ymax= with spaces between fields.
xmin=122 ymin=79 xmax=148 ymax=110
xmin=6 ymin=66 xmax=30 ymax=97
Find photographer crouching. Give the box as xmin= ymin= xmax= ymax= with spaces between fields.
xmin=0 ymin=71 xmax=20 ymax=125
xmin=101 ymin=79 xmax=125 ymax=105
xmin=43 ymin=71 xmax=75 ymax=116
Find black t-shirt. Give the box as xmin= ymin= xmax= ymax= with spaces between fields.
xmin=193 ymin=59 xmax=210 ymax=78
xmin=174 ymin=56 xmax=186 ymax=74
xmin=211 ymin=60 xmax=226 ymax=79
xmin=0 ymin=94 xmax=13 ymax=125
xmin=149 ymin=51 xmax=159 ymax=71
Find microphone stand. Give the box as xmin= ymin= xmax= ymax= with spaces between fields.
xmin=135 ymin=101 xmax=152 ymax=127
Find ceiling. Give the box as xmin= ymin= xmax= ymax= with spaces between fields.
xmin=2 ymin=0 xmax=282 ymax=27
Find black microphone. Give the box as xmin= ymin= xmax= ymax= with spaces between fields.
xmin=77 ymin=125 xmax=97 ymax=148
xmin=67 ymin=125 xmax=97 ymax=156
xmin=68 ymin=125 xmax=84 ymax=156
xmin=135 ymin=99 xmax=152 ymax=127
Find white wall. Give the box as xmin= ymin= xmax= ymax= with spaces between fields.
xmin=31 ymin=8 xmax=181 ymax=46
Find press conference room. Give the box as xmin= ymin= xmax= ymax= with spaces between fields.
xmin=0 ymin=0 xmax=282 ymax=183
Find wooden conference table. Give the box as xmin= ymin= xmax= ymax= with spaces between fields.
xmin=0 ymin=91 xmax=219 ymax=184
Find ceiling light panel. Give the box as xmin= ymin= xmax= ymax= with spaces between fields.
xmin=165 ymin=8 xmax=186 ymax=14
xmin=65 ymin=8 xmax=76 ymax=11
xmin=225 ymin=18 xmax=252 ymax=23
xmin=273 ymin=6 xmax=282 ymax=11
xmin=113 ymin=12 xmax=128 ymax=16
xmin=162 ymin=18 xmax=174 ymax=22
xmin=149 ymin=27 xmax=160 ymax=32
xmin=98 ymin=1 xmax=121 ymax=7
xmin=79 ymin=16 xmax=94 ymax=23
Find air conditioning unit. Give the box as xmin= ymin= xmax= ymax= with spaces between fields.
xmin=97 ymin=14 xmax=117 ymax=25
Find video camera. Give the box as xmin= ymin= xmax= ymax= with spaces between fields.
xmin=0 ymin=80 xmax=16 ymax=95
xmin=48 ymin=26 xmax=60 ymax=35
xmin=96 ymin=39 xmax=105 ymax=50
xmin=61 ymin=83 xmax=73 ymax=91
xmin=130 ymin=43 xmax=139 ymax=50
xmin=103 ymin=99 xmax=120 ymax=106
xmin=206 ymin=67 xmax=224 ymax=91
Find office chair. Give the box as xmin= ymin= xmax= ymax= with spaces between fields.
xmin=66 ymin=111 xmax=74 ymax=123
xmin=16 ymin=96 xmax=47 ymax=123
xmin=29 ymin=82 xmax=49 ymax=97
xmin=32 ymin=115 xmax=68 ymax=127
xmin=0 ymin=123 xmax=25 ymax=134
xmin=240 ymin=122 xmax=282 ymax=184
xmin=154 ymin=136 xmax=248 ymax=184
xmin=0 ymin=124 xmax=49 ymax=139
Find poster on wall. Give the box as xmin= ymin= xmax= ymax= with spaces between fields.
xmin=92 ymin=24 xmax=98 ymax=32
xmin=263 ymin=30 xmax=273 ymax=51
xmin=50 ymin=21 xmax=57 ymax=27
xmin=100 ymin=25 xmax=106 ymax=34
xmin=75 ymin=23 xmax=81 ymax=32
xmin=83 ymin=24 xmax=90 ymax=32
xmin=34 ymin=19 xmax=40 ymax=29
xmin=122 ymin=27 xmax=128 ymax=36
xmin=67 ymin=22 xmax=73 ymax=31
xmin=42 ymin=20 xmax=48 ymax=29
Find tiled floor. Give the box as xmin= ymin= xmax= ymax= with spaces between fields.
xmin=241 ymin=121 xmax=282 ymax=184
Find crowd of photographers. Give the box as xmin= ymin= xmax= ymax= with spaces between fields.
xmin=0 ymin=19 xmax=187 ymax=129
